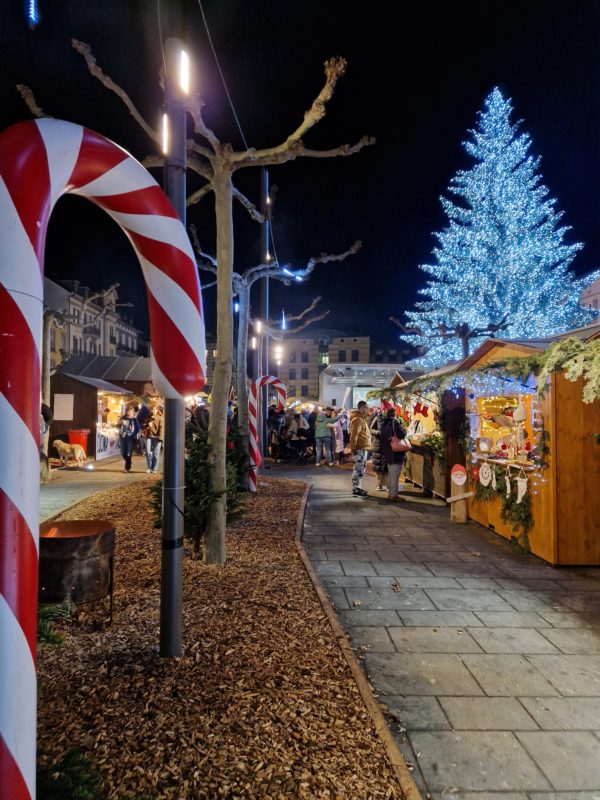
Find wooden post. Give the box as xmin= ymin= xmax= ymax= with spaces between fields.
xmin=449 ymin=464 xmax=469 ymax=523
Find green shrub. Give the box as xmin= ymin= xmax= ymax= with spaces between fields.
xmin=37 ymin=749 xmax=103 ymax=799
xmin=37 ymin=603 xmax=75 ymax=645
xmin=150 ymin=418 xmax=246 ymax=556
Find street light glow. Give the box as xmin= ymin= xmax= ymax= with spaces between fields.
xmin=161 ymin=113 xmax=169 ymax=155
xmin=179 ymin=49 xmax=190 ymax=94
xmin=250 ymin=336 xmax=257 ymax=350
xmin=255 ymin=320 xmax=262 ymax=333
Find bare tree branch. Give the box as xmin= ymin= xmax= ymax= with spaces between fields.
xmin=141 ymin=155 xmax=164 ymax=169
xmin=233 ymin=136 xmax=375 ymax=170
xmin=187 ymin=184 xmax=214 ymax=208
xmin=285 ymin=309 xmax=330 ymax=335
xmin=187 ymin=137 xmax=213 ymax=161
xmin=16 ymin=84 xmax=50 ymax=118
xmin=71 ymin=39 xmax=159 ymax=144
xmin=282 ymin=296 xmax=322 ymax=322
xmin=185 ymin=92 xmax=220 ymax=151
xmin=231 ymin=57 xmax=348 ymax=164
xmin=233 ymin=187 xmax=264 ymax=222
xmin=187 ymin=153 xmax=213 ymax=182
xmin=189 ymin=224 xmax=218 ymax=273
xmin=297 ymin=240 xmax=362 ymax=278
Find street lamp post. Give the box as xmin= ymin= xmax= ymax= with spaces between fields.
xmin=160 ymin=37 xmax=189 ymax=657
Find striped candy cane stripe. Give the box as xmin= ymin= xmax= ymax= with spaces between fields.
xmin=248 ymin=376 xmax=287 ymax=492
xmin=0 ymin=118 xmax=206 ymax=799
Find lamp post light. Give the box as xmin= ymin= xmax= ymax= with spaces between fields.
xmin=160 ymin=37 xmax=190 ymax=658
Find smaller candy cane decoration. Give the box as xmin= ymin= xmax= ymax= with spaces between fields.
xmin=248 ymin=376 xmax=286 ymax=492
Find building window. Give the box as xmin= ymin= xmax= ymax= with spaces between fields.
xmin=351 ymin=349 xmax=359 ymax=362
xmin=72 ymin=337 xmax=78 ymax=353
xmin=289 ymin=368 xmax=297 ymax=380
xmin=289 ymin=352 xmax=296 ymax=363
xmin=301 ymin=368 xmax=309 ymax=380
xmin=318 ymin=352 xmax=329 ymax=366
xmin=331 ymin=398 xmax=337 ymax=407
xmin=301 ymin=384 xmax=309 ymax=396
xmin=301 ymin=351 xmax=309 ymax=363
xmin=288 ymin=385 xmax=296 ymax=396
xmin=338 ymin=350 xmax=346 ymax=362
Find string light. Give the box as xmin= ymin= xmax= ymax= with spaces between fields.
xmin=27 ymin=0 xmax=40 ymax=29
xmin=400 ymin=87 xmax=595 ymax=370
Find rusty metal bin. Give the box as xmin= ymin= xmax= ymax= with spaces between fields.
xmin=39 ymin=520 xmax=115 ymax=606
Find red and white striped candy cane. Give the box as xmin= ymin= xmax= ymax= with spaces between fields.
xmin=0 ymin=119 xmax=206 ymax=800
xmin=247 ymin=376 xmax=286 ymax=492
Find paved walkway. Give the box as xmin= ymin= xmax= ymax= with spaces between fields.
xmin=40 ymin=452 xmax=154 ymax=521
xmin=270 ymin=462 xmax=600 ymax=800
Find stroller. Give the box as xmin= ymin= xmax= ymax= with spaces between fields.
xmin=283 ymin=430 xmax=312 ymax=465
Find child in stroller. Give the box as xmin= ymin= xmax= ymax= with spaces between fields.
xmin=285 ymin=413 xmax=312 ymax=464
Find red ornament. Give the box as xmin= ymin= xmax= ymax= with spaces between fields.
xmin=227 ymin=440 xmax=234 ymax=450
xmin=413 ymin=401 xmax=423 ymax=415
xmin=471 ymin=464 xmax=480 ymax=481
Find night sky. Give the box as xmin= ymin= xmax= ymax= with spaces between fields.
xmin=2 ymin=1 xmax=600 ymax=345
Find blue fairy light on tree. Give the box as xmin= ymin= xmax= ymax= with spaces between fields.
xmin=397 ymin=87 xmax=598 ymax=369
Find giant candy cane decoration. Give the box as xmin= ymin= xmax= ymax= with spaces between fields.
xmin=248 ymin=376 xmax=286 ymax=492
xmin=0 ymin=119 xmax=206 ymax=799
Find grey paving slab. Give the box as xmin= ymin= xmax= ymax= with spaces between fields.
xmin=338 ymin=609 xmax=403 ymax=627
xmin=528 ymin=655 xmax=600 ymax=696
xmin=439 ymin=696 xmax=539 ymax=730
xmin=461 ymin=654 xmax=559 ymax=696
xmin=373 ymin=562 xmax=435 ymax=577
xmin=368 ymin=575 xmax=462 ymax=589
xmin=342 ymin=586 xmax=435 ymax=610
xmin=346 ymin=625 xmax=396 ymax=652
xmin=536 ymin=610 xmax=595 ymax=628
xmin=467 ymin=627 xmax=560 ymax=654
xmin=409 ymin=731 xmax=551 ymax=792
xmin=539 ymin=628 xmax=600 ymax=654
xmin=516 ymin=731 xmax=600 ymax=790
xmin=321 ymin=575 xmax=369 ymax=588
xmin=428 ymin=563 xmax=509 ymax=578
xmin=519 ymin=697 xmax=600 ymax=730
xmin=313 ymin=561 xmax=343 ymax=576
xmin=325 ymin=549 xmax=382 ymax=561
xmin=382 ymin=695 xmax=451 ymax=730
xmin=398 ymin=610 xmax=484 ymax=627
xmin=364 ymin=652 xmax=484 ymax=696
xmin=388 ymin=626 xmax=483 ymax=654
xmin=340 ymin=561 xmax=379 ymax=576
xmin=326 ymin=587 xmax=350 ymax=609
xmin=456 ymin=577 xmax=504 ymax=589
xmin=426 ymin=588 xmax=515 ymax=612
xmin=529 ymin=793 xmax=600 ymax=800
xmin=475 ymin=611 xmax=553 ymax=628
xmin=459 ymin=794 xmax=529 ymax=800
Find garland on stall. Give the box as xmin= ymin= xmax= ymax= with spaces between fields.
xmin=472 ymin=463 xmax=534 ymax=550
xmin=420 ymin=430 xmax=445 ymax=463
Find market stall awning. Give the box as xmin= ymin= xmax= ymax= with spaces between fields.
xmin=61 ymin=374 xmax=133 ymax=394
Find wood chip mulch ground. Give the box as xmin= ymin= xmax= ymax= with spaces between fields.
xmin=38 ymin=476 xmax=406 ymax=799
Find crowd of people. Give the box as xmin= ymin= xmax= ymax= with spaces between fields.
xmin=267 ymin=401 xmax=409 ymax=500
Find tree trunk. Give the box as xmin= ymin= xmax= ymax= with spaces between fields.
xmin=235 ymin=282 xmax=251 ymax=487
xmin=204 ymin=165 xmax=233 ymax=565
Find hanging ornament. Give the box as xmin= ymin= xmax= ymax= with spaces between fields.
xmin=491 ymin=467 xmax=497 ymax=490
xmin=505 ymin=469 xmax=511 ymax=498
xmin=471 ymin=464 xmax=480 ymax=481
xmin=421 ymin=404 xmax=430 ymax=418
xmin=516 ymin=471 xmax=529 ymax=504
xmin=479 ymin=461 xmax=492 ymax=487
xmin=413 ymin=401 xmax=423 ymax=415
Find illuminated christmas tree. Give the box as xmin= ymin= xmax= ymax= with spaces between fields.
xmin=400 ymin=87 xmax=597 ymax=369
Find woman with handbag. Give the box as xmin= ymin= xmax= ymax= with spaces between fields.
xmin=380 ymin=407 xmax=410 ymax=501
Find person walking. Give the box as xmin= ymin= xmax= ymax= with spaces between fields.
xmin=135 ymin=401 xmax=151 ymax=455
xmin=330 ymin=413 xmax=345 ymax=465
xmin=145 ymin=404 xmax=164 ymax=474
xmin=314 ymin=407 xmax=343 ymax=466
xmin=119 ymin=407 xmax=140 ymax=473
xmin=347 ymin=400 xmax=371 ymax=496
xmin=380 ymin=408 xmax=408 ymax=501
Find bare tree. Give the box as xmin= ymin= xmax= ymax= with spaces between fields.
xmin=20 ymin=42 xmax=374 ymax=564
xmin=390 ymin=313 xmax=509 ymax=361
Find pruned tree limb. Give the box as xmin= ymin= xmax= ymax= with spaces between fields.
xmin=284 ymin=309 xmax=330 ymax=335
xmin=16 ymin=84 xmax=50 ymax=118
xmin=71 ymin=39 xmax=159 ymax=144
xmin=189 ymin=224 xmax=217 ymax=272
xmin=185 ymin=92 xmax=220 ymax=151
xmin=233 ymin=187 xmax=264 ymax=222
xmin=233 ymin=136 xmax=375 ymax=170
xmin=187 ymin=184 xmax=214 ymax=208
xmin=231 ymin=57 xmax=348 ymax=164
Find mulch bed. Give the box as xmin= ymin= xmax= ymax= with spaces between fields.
xmin=38 ymin=477 xmax=405 ymax=799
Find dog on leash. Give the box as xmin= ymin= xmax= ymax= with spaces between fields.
xmin=53 ymin=439 xmax=86 ymax=467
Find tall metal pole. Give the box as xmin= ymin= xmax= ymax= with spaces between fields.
xmin=160 ymin=37 xmax=187 ymax=657
xmin=260 ymin=168 xmax=270 ymax=460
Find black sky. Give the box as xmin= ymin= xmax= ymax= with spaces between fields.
xmin=1 ymin=1 xmax=600 ymax=343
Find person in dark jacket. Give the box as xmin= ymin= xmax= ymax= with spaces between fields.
xmin=369 ymin=410 xmax=386 ymax=491
xmin=380 ymin=408 xmax=408 ymax=500
xmin=119 ymin=407 xmax=140 ymax=473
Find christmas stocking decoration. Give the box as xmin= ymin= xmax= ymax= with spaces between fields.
xmin=491 ymin=467 xmax=497 ymax=491
xmin=413 ymin=401 xmax=423 ymax=415
xmin=516 ymin=472 xmax=528 ymax=504
xmin=421 ymin=404 xmax=430 ymax=418
xmin=505 ymin=469 xmax=511 ymax=499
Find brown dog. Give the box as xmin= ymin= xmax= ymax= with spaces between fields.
xmin=53 ymin=439 xmax=86 ymax=467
